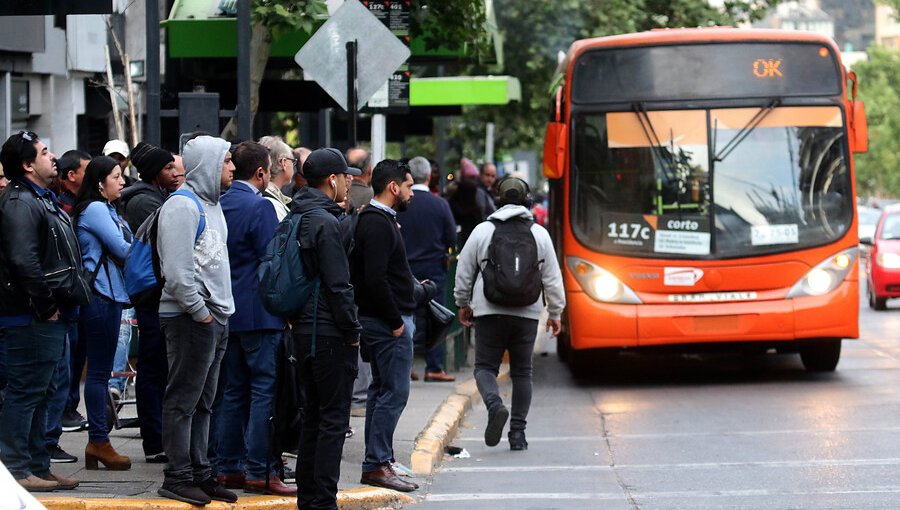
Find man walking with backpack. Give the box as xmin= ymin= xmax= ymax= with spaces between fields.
xmin=453 ymin=177 xmax=565 ymax=451
xmin=156 ymin=135 xmax=236 ymax=505
xmin=287 ymin=148 xmax=362 ymax=510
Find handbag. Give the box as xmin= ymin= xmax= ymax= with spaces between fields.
xmin=425 ymin=299 xmax=455 ymax=350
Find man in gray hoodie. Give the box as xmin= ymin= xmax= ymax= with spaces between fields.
xmin=453 ymin=177 xmax=565 ymax=452
xmin=157 ymin=135 xmax=236 ymax=505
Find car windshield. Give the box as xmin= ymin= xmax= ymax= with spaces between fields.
xmin=880 ymin=213 xmax=900 ymax=241
xmin=571 ymin=106 xmax=852 ymax=259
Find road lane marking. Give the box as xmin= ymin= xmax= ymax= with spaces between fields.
xmin=441 ymin=457 xmax=900 ymax=472
xmin=456 ymin=425 xmax=900 ymax=441
xmin=426 ymin=485 xmax=900 ymax=502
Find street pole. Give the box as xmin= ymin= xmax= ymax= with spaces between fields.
xmin=485 ymin=122 xmax=495 ymax=165
xmin=145 ymin=0 xmax=160 ymax=145
xmin=236 ymin=0 xmax=251 ymax=140
xmin=346 ymin=40 xmax=358 ymax=147
xmin=372 ymin=114 xmax=386 ymax=167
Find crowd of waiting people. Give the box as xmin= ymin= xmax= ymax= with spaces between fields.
xmin=0 ymin=130 xmax=560 ymax=510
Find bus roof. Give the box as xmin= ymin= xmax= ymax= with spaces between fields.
xmin=563 ymin=27 xmax=843 ymax=71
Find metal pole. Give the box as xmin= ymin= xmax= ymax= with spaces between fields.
xmin=145 ymin=0 xmax=160 ymax=145
xmin=485 ymin=122 xmax=495 ymax=164
xmin=236 ymin=0 xmax=251 ymax=140
xmin=346 ymin=40 xmax=357 ymax=147
xmin=372 ymin=114 xmax=386 ymax=168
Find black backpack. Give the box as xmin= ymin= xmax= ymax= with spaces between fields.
xmin=480 ymin=218 xmax=544 ymax=307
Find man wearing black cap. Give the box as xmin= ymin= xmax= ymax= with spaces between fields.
xmin=119 ymin=141 xmax=179 ymax=465
xmin=288 ymin=148 xmax=363 ymax=510
xmin=121 ymin=142 xmax=179 ymax=232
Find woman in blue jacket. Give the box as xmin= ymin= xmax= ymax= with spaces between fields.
xmin=72 ymin=156 xmax=132 ymax=471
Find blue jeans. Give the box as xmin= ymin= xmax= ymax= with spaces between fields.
xmin=414 ymin=273 xmax=447 ymax=373
xmin=108 ymin=308 xmax=135 ymax=394
xmin=45 ymin=331 xmax=72 ymax=448
xmin=360 ymin=314 xmax=415 ymax=472
xmin=79 ymin=294 xmax=125 ymax=443
xmin=0 ymin=321 xmax=67 ymax=479
xmin=216 ymin=330 xmax=281 ymax=480
xmin=135 ymin=305 xmax=167 ymax=456
xmin=66 ymin=320 xmax=85 ymax=412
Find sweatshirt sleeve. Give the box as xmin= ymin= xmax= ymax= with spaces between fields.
xmin=315 ymin=214 xmax=362 ymax=341
xmin=80 ymin=202 xmax=131 ymax=262
xmin=358 ymin=215 xmax=404 ymax=330
xmin=453 ymin=222 xmax=489 ymax=308
xmin=157 ymin=196 xmax=209 ymax=321
xmin=535 ymin=226 xmax=566 ymax=320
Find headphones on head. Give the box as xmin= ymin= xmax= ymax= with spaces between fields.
xmin=258 ymin=172 xmax=264 ymax=179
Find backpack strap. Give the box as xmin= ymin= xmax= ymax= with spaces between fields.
xmin=170 ymin=189 xmax=207 ymax=242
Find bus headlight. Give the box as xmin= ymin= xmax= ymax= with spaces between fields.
xmin=566 ymin=257 xmax=642 ymax=304
xmin=786 ymin=247 xmax=857 ymax=298
xmin=876 ymin=252 xmax=900 ymax=269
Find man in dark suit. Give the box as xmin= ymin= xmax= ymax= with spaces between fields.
xmin=217 ymin=141 xmax=295 ymax=495
xmin=397 ymin=156 xmax=457 ymax=381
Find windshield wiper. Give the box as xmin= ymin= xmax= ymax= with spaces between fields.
xmin=713 ymin=98 xmax=781 ymax=162
xmin=632 ymin=102 xmax=678 ymax=181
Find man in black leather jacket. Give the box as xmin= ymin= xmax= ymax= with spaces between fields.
xmin=0 ymin=131 xmax=88 ymax=492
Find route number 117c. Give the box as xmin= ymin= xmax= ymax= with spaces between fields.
xmin=607 ymin=222 xmax=651 ymax=240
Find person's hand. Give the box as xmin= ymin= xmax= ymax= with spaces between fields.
xmin=392 ymin=324 xmax=405 ymax=337
xmin=48 ymin=311 xmax=60 ymax=322
xmin=199 ymin=314 xmax=213 ymax=324
xmin=458 ymin=306 xmax=474 ymax=328
xmin=547 ymin=319 xmax=561 ymax=337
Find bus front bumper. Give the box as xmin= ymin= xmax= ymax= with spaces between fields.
xmin=567 ymin=280 xmax=858 ymax=350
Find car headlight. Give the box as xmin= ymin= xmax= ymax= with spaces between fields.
xmin=786 ymin=248 xmax=857 ymax=298
xmin=566 ymin=257 xmax=642 ymax=304
xmin=876 ymin=252 xmax=900 ymax=269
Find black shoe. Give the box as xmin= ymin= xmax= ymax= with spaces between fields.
xmin=484 ymin=405 xmax=509 ymax=447
xmin=509 ymin=430 xmax=528 ymax=451
xmin=48 ymin=444 xmax=78 ymax=463
xmin=158 ymin=482 xmax=212 ymax=505
xmin=198 ymin=477 xmax=238 ymax=503
xmin=145 ymin=452 xmax=168 ymax=463
xmin=61 ymin=409 xmax=87 ymax=432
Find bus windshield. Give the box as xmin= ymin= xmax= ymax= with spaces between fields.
xmin=571 ymin=106 xmax=852 ymax=259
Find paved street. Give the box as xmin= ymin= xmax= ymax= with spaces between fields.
xmin=417 ymin=282 xmax=900 ymax=509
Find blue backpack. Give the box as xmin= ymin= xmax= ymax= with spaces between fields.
xmin=124 ymin=189 xmax=206 ymax=307
xmin=257 ymin=209 xmax=322 ymax=318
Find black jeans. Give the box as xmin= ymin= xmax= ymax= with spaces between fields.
xmin=295 ymin=333 xmax=358 ymax=510
xmin=473 ymin=315 xmax=539 ymax=432
xmin=135 ymin=305 xmax=167 ymax=456
xmin=160 ymin=314 xmax=228 ymax=485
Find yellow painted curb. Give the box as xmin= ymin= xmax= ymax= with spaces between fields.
xmin=38 ymin=488 xmax=414 ymax=510
xmin=410 ymin=365 xmax=510 ymax=476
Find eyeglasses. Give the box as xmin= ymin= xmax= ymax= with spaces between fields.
xmin=283 ymin=157 xmax=299 ymax=171
xmin=19 ymin=131 xmax=36 ymax=142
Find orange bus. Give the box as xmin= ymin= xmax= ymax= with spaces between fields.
xmin=542 ymin=28 xmax=869 ymax=374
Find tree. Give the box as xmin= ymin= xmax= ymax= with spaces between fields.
xmin=450 ymin=0 xmax=780 ymax=163
xmin=852 ymin=46 xmax=900 ymax=196
xmin=221 ymin=0 xmax=328 ymax=140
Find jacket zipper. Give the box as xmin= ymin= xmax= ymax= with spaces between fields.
xmin=50 ymin=226 xmax=63 ymax=260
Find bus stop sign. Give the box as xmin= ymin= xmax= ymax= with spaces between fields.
xmin=295 ymin=0 xmax=410 ymax=111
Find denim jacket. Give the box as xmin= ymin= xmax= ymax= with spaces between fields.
xmin=76 ymin=201 xmax=132 ymax=304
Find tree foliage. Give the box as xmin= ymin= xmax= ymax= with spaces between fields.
xmin=852 ymin=47 xmax=900 ymax=196
xmin=451 ymin=0 xmax=780 ymax=163
xmin=411 ymin=0 xmax=489 ymax=58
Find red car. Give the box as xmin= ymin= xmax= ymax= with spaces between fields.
xmin=863 ymin=205 xmax=900 ymax=310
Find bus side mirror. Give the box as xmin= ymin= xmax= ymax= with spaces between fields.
xmin=849 ymin=100 xmax=868 ymax=153
xmin=543 ymin=122 xmax=567 ymax=179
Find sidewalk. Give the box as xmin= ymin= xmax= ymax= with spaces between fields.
xmin=36 ymin=356 xmax=491 ymax=510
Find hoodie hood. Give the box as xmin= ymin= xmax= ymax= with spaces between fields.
xmin=487 ymin=204 xmax=533 ymax=222
xmin=289 ymin=186 xmax=344 ymax=217
xmin=182 ymin=135 xmax=230 ymax=204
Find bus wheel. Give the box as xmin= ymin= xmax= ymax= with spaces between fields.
xmin=799 ymin=339 xmax=841 ymax=372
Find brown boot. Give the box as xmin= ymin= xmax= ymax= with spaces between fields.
xmin=85 ymin=441 xmax=132 ymax=471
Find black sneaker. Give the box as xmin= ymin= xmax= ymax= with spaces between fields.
xmin=484 ymin=405 xmax=509 ymax=447
xmin=158 ymin=482 xmax=212 ymax=505
xmin=198 ymin=477 xmax=237 ymax=503
xmin=508 ymin=430 xmax=528 ymax=451
xmin=61 ymin=409 xmax=87 ymax=432
xmin=48 ymin=444 xmax=78 ymax=463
